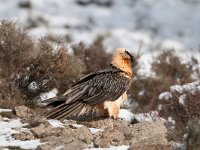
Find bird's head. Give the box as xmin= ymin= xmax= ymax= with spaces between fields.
xmin=111 ymin=48 xmax=136 ymax=77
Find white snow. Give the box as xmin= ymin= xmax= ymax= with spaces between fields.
xmin=89 ymin=128 xmax=103 ymax=134
xmin=0 ymin=118 xmax=41 ymax=149
xmin=133 ymin=111 xmax=164 ymax=123
xmin=171 ymin=142 xmax=186 ymax=150
xmin=55 ymin=145 xmax=64 ymax=150
xmin=48 ymin=119 xmax=103 ymax=134
xmin=40 ymin=88 xmax=58 ymax=101
xmin=0 ymin=108 xmax=12 ymax=113
xmin=159 ymin=92 xmax=172 ymax=101
xmin=168 ymin=117 xmax=176 ymax=125
xmin=28 ymin=81 xmax=39 ymax=91
xmin=71 ymin=124 xmax=84 ymax=129
xmin=118 ymin=109 xmax=134 ymax=122
xmin=179 ymin=94 xmax=186 ymax=105
xmin=170 ymin=81 xmax=200 ymax=94
xmin=158 ymin=104 xmax=163 ymax=112
xmin=119 ymin=109 xmax=165 ymax=123
xmin=158 ymin=39 xmax=186 ymax=51
xmin=48 ymin=119 xmax=65 ymax=128
xmin=138 ymin=90 xmax=145 ymax=96
xmin=183 ymin=133 xmax=188 ymax=140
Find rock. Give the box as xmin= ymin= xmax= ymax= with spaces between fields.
xmin=102 ymin=129 xmax=126 ymax=144
xmin=80 ymin=118 xmax=168 ymax=148
xmin=30 ymin=123 xmax=69 ymax=138
xmin=112 ymin=119 xmax=129 ymax=130
xmin=64 ymin=139 xmax=88 ymax=150
xmin=14 ymin=105 xmax=45 ymax=124
xmin=76 ymin=126 xmax=93 ymax=144
xmin=12 ymin=131 xmax=35 ymax=141
xmin=14 ymin=105 xmax=34 ymax=118
xmin=94 ymin=137 xmax=111 ymax=148
xmin=38 ymin=136 xmax=88 ymax=150
xmin=94 ymin=129 xmax=128 ymax=148
xmin=121 ymin=121 xmax=168 ymax=145
xmin=82 ymin=118 xmax=114 ymax=129
xmin=130 ymin=144 xmax=173 ymax=150
xmin=82 ymin=118 xmax=128 ymax=130
xmin=35 ymin=123 xmax=93 ymax=149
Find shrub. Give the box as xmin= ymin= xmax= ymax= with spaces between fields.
xmin=128 ymin=50 xmax=200 ymax=113
xmin=0 ymin=21 xmax=34 ymax=108
xmin=72 ymin=36 xmax=112 ymax=74
xmin=19 ymin=38 xmax=86 ymax=102
xmin=152 ymin=50 xmax=192 ymax=84
xmin=0 ymin=21 xmax=86 ymax=107
xmin=0 ymin=20 xmax=34 ymax=79
xmin=186 ymin=118 xmax=200 ymax=150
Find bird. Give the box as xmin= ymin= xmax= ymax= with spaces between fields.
xmin=42 ymin=48 xmax=135 ymax=120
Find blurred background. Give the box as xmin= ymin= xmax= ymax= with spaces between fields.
xmin=1 ymin=0 xmax=200 ymax=53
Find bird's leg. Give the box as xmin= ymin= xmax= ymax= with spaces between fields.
xmin=103 ymin=92 xmax=128 ymax=119
xmin=104 ymin=92 xmax=128 ymax=119
xmin=103 ymin=101 xmax=119 ymax=119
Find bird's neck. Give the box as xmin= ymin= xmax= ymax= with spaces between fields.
xmin=111 ymin=58 xmax=133 ymax=79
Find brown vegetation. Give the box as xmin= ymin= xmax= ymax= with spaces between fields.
xmin=72 ymin=36 xmax=112 ymax=74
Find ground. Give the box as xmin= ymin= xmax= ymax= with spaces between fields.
xmin=0 ymin=106 xmax=175 ymax=150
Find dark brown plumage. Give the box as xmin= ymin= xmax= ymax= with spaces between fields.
xmin=43 ymin=48 xmax=135 ymax=120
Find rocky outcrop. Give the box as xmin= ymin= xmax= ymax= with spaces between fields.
xmin=1 ymin=106 xmax=171 ymax=149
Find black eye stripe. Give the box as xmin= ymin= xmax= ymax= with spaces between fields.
xmin=125 ymin=50 xmax=133 ymax=57
xmin=125 ymin=50 xmax=135 ymax=68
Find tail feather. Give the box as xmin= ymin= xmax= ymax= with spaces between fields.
xmin=56 ymin=103 xmax=84 ymax=120
xmin=46 ymin=101 xmax=93 ymax=120
xmin=47 ymin=102 xmax=80 ymax=119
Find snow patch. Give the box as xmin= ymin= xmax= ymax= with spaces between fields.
xmin=0 ymin=109 xmax=12 ymax=113
xmin=168 ymin=117 xmax=176 ymax=125
xmin=71 ymin=124 xmax=84 ymax=129
xmin=179 ymin=94 xmax=186 ymax=105
xmin=55 ymin=145 xmax=64 ymax=150
xmin=171 ymin=142 xmax=186 ymax=150
xmin=89 ymin=128 xmax=103 ymax=134
xmin=0 ymin=118 xmax=41 ymax=149
xmin=28 ymin=81 xmax=38 ymax=91
xmin=170 ymin=81 xmax=200 ymax=94
xmin=118 ymin=109 xmax=134 ymax=122
xmin=159 ymin=92 xmax=172 ymax=101
xmin=48 ymin=119 xmax=64 ymax=128
xmin=119 ymin=109 xmax=165 ymax=123
xmin=133 ymin=111 xmax=163 ymax=123
xmin=158 ymin=104 xmax=163 ymax=111
xmin=159 ymin=39 xmax=186 ymax=51
xmin=40 ymin=88 xmax=58 ymax=101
